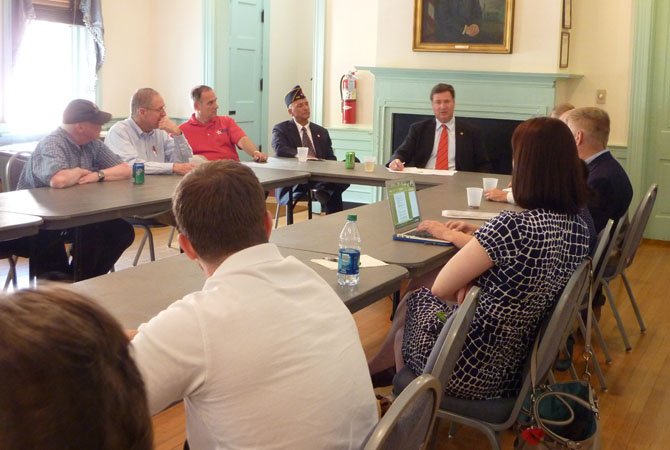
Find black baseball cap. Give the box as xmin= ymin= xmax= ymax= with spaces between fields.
xmin=62 ymin=99 xmax=112 ymax=125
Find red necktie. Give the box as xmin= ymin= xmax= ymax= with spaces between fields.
xmin=436 ymin=124 xmax=449 ymax=170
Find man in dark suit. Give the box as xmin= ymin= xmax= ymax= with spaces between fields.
xmin=388 ymin=83 xmax=492 ymax=173
xmin=562 ymin=107 xmax=633 ymax=233
xmin=271 ymin=85 xmax=348 ymax=213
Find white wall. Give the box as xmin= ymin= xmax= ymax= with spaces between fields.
xmin=560 ymin=0 xmax=632 ymax=145
xmin=99 ymin=0 xmax=202 ymax=119
xmin=322 ymin=0 xmax=633 ymax=146
xmin=265 ymin=0 xmax=314 ymax=146
xmin=323 ymin=0 xmax=378 ymax=126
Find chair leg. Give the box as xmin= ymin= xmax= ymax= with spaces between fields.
xmin=4 ymin=256 xmax=17 ymax=290
xmin=147 ymin=228 xmax=156 ymax=262
xmin=167 ymin=226 xmax=176 ymax=248
xmin=592 ymin=316 xmax=613 ymax=364
xmin=274 ymin=202 xmax=281 ymax=229
xmin=603 ymin=281 xmax=633 ymax=352
xmin=133 ymin=228 xmax=149 ymax=267
xmin=621 ymin=271 xmax=647 ymax=333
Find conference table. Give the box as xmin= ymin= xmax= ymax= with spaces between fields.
xmin=270 ymin=171 xmax=518 ymax=278
xmin=247 ymin=157 xmax=454 ymax=188
xmin=0 ymin=167 xmax=309 ymax=230
xmin=70 ymin=248 xmax=408 ymax=329
xmin=0 ymin=167 xmax=309 ymax=279
xmin=0 ymin=212 xmax=42 ymax=241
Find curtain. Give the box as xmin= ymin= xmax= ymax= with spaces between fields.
xmin=79 ymin=0 xmax=105 ymax=72
xmin=10 ymin=0 xmax=105 ymax=72
xmin=10 ymin=0 xmax=35 ymax=64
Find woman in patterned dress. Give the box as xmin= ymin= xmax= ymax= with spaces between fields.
xmin=368 ymin=117 xmax=591 ymax=400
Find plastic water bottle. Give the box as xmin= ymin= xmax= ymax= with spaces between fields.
xmin=337 ymin=214 xmax=361 ymax=286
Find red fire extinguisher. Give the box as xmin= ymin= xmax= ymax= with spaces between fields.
xmin=340 ymin=71 xmax=358 ymax=124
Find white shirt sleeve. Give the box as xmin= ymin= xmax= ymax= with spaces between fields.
xmin=130 ymin=300 xmax=206 ymax=414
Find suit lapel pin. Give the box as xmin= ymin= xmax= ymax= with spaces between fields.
xmin=459 ymin=132 xmax=464 ymax=136
xmin=317 ymin=134 xmax=321 ymax=138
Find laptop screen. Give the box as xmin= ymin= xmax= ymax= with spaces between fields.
xmin=386 ymin=178 xmax=421 ymax=230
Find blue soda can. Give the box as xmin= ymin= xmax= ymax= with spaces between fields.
xmin=133 ymin=162 xmax=145 ymax=185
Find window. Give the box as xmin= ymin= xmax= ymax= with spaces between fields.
xmin=1 ymin=0 xmax=103 ymax=133
xmin=6 ymin=20 xmax=96 ymax=132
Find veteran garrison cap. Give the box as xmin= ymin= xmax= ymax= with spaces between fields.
xmin=284 ymin=85 xmax=306 ymax=107
xmin=63 ymin=99 xmax=112 ymax=125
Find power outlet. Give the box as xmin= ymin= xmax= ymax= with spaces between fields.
xmin=596 ymin=89 xmax=607 ymax=104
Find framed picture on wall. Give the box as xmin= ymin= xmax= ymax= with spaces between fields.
xmin=562 ymin=0 xmax=572 ymax=29
xmin=413 ymin=0 xmax=515 ymax=54
xmin=560 ymin=32 xmax=570 ymax=68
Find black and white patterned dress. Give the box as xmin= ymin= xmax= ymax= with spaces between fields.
xmin=401 ymin=209 xmax=590 ymax=400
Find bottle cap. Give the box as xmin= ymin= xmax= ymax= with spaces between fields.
xmin=347 ymin=214 xmax=357 ymax=221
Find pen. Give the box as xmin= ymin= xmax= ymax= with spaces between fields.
xmin=323 ymin=257 xmax=338 ymax=262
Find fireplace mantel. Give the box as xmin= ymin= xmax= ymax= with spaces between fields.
xmin=355 ymin=66 xmax=582 ymax=161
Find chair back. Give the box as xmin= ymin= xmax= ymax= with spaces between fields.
xmin=613 ymin=184 xmax=658 ymax=274
xmin=4 ymin=151 xmax=32 ymax=192
xmin=426 ymin=286 xmax=480 ymax=389
xmin=363 ymin=374 xmax=441 ymax=450
xmin=531 ymin=260 xmax=591 ymax=386
xmin=587 ymin=219 xmax=616 ymax=304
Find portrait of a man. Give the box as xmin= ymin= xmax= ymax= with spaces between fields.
xmin=414 ymin=0 xmax=514 ymax=53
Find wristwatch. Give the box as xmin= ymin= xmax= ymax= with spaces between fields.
xmin=97 ymin=170 xmax=105 ymax=182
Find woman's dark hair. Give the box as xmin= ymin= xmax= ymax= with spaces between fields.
xmin=0 ymin=288 xmax=153 ymax=450
xmin=512 ymin=117 xmax=588 ymax=214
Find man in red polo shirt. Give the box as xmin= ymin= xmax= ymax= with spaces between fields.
xmin=179 ymin=85 xmax=267 ymax=162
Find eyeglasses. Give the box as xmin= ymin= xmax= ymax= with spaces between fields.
xmin=144 ymin=106 xmax=166 ymax=113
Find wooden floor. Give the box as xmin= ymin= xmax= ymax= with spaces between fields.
xmin=3 ymin=203 xmax=670 ymax=449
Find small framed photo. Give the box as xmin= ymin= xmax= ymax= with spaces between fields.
xmin=562 ymin=0 xmax=572 ymax=29
xmin=560 ymin=32 xmax=570 ymax=68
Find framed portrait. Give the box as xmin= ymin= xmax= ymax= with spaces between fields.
xmin=559 ymin=32 xmax=570 ymax=68
xmin=413 ymin=0 xmax=515 ymax=54
xmin=562 ymin=0 xmax=572 ymax=29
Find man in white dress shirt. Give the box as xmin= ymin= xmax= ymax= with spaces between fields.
xmin=130 ymin=160 xmax=378 ymax=450
xmin=105 ymin=88 xmax=196 ymax=175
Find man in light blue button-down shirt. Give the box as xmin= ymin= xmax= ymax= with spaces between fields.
xmin=106 ymin=88 xmax=196 ymax=175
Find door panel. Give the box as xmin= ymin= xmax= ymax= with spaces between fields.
xmin=230 ymin=0 xmax=263 ymax=155
xmin=646 ymin=0 xmax=670 ymax=239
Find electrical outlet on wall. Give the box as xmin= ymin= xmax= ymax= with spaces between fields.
xmin=596 ymin=89 xmax=607 ymax=104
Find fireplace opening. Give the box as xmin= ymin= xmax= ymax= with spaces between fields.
xmin=391 ymin=113 xmax=522 ymax=175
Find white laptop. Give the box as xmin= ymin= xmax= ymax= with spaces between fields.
xmin=385 ymin=178 xmax=452 ymax=246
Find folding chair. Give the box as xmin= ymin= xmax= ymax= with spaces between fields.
xmin=363 ymin=374 xmax=441 ymax=450
xmin=601 ymin=184 xmax=658 ymax=351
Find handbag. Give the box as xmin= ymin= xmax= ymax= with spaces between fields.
xmin=516 ymin=262 xmax=600 ymax=450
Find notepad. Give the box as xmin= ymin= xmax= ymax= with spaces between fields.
xmin=441 ymin=210 xmax=498 ymax=220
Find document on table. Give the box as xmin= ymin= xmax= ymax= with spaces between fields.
xmin=387 ymin=167 xmax=456 ymax=176
xmin=441 ymin=210 xmax=499 ymax=220
xmin=311 ymin=254 xmax=388 ymax=270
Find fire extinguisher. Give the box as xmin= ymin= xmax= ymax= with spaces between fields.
xmin=340 ymin=71 xmax=358 ymax=124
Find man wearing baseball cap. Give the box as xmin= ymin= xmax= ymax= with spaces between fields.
xmin=271 ymin=85 xmax=348 ymax=214
xmin=14 ymin=99 xmax=135 ymax=280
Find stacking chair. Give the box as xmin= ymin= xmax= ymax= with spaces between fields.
xmin=394 ymin=263 xmax=590 ymax=450
xmin=273 ymin=186 xmax=314 ymax=228
xmin=571 ymin=218 xmax=618 ymax=390
xmin=125 ymin=213 xmax=170 ymax=266
xmin=363 ymin=374 xmax=441 ymax=450
xmin=601 ymin=183 xmax=658 ymax=351
xmin=2 ymin=151 xmax=32 ymax=289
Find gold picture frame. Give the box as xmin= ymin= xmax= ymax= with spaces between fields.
xmin=562 ymin=0 xmax=572 ymax=29
xmin=413 ymin=0 xmax=515 ymax=54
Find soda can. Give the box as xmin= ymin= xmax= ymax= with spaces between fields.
xmin=345 ymin=151 xmax=356 ymax=169
xmin=133 ymin=162 xmax=145 ymax=185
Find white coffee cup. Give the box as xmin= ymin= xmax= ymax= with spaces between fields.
xmin=364 ymin=156 xmax=376 ymax=173
xmin=296 ymin=147 xmax=309 ymax=162
xmin=483 ymin=177 xmax=499 ymax=191
xmin=466 ymin=187 xmax=483 ymax=208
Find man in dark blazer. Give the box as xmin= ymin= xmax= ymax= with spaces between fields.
xmin=388 ymin=83 xmax=492 ymax=173
xmin=271 ymin=85 xmax=348 ymax=213
xmin=563 ymin=107 xmax=633 ymax=233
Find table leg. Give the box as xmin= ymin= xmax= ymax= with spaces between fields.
xmin=287 ymin=189 xmax=294 ymax=225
